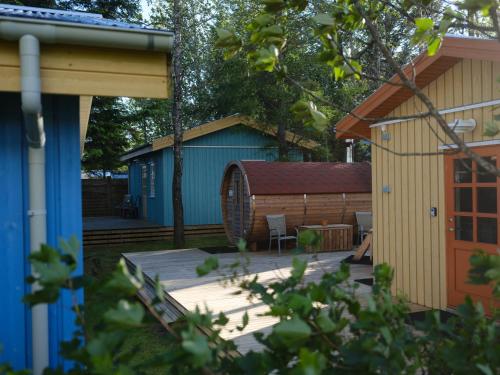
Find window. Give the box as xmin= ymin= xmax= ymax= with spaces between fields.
xmin=149 ymin=162 xmax=156 ymax=198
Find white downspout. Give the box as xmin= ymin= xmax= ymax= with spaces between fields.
xmin=346 ymin=139 xmax=354 ymax=163
xmin=20 ymin=34 xmax=49 ymax=375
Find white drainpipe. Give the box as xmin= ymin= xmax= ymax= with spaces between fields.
xmin=346 ymin=139 xmax=354 ymax=163
xmin=20 ymin=34 xmax=49 ymax=375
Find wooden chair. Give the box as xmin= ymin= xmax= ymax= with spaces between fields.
xmin=266 ymin=214 xmax=297 ymax=256
xmin=355 ymin=211 xmax=373 ymax=244
xmin=353 ymin=229 xmax=373 ymax=261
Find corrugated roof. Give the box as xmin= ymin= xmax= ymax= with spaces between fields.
xmin=237 ymin=161 xmax=371 ymax=195
xmin=0 ymin=4 xmax=172 ymax=34
xmin=335 ymin=36 xmax=500 ymax=139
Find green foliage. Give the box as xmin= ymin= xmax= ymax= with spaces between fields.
xmin=214 ymin=0 xmax=499 ymax=165
xmin=469 ymin=250 xmax=500 ymax=298
xmin=196 ymin=256 xmax=220 ymax=276
xmin=82 ymin=97 xmax=132 ymax=175
xmin=2 ymin=235 xmax=499 ymax=373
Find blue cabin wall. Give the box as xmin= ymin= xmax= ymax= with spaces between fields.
xmin=127 ymin=151 xmax=164 ymax=225
xmin=127 ymin=124 xmax=304 ymax=227
xmin=0 ymin=93 xmax=82 ymax=370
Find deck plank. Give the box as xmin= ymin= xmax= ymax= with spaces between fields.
xmin=124 ymin=249 xmax=374 ymax=353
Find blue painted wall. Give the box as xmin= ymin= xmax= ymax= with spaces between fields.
xmin=0 ymin=93 xmax=82 ymax=370
xmin=128 ymin=124 xmax=303 ymax=226
xmin=128 ymin=150 xmax=164 ymax=225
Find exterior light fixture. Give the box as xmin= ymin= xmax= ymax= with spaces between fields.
xmin=380 ymin=124 xmax=391 ymax=141
xmin=447 ymin=118 xmax=476 ymax=133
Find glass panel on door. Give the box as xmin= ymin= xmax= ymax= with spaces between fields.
xmin=477 ymin=217 xmax=497 ymax=244
xmin=477 ymin=156 xmax=497 ymax=183
xmin=455 ymin=216 xmax=473 ymax=241
xmin=477 ymin=187 xmax=497 ymax=213
xmin=454 ymin=158 xmax=472 ymax=183
xmin=455 ymin=187 xmax=472 ymax=212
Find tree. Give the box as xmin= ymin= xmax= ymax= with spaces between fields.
xmin=203 ymin=0 xmax=426 ymax=162
xmin=215 ymin=0 xmax=500 ymax=173
xmin=81 ymin=97 xmax=130 ymax=175
xmin=147 ymin=0 xmax=224 ymax=247
xmin=171 ymin=0 xmax=185 ymax=248
xmin=126 ymin=98 xmax=172 ymax=147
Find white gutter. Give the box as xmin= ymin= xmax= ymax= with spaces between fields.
xmin=0 ymin=18 xmax=173 ymax=52
xmin=20 ymin=34 xmax=49 ymax=375
xmin=0 ymin=16 xmax=173 ymax=375
xmin=438 ymin=139 xmax=500 ymax=150
xmin=369 ymin=99 xmax=500 ymax=129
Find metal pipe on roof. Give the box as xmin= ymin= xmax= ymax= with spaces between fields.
xmin=0 ymin=19 xmax=173 ymax=52
xmin=20 ymin=34 xmax=49 ymax=375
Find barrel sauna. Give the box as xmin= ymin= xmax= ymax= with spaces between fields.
xmin=220 ymin=161 xmax=372 ymax=248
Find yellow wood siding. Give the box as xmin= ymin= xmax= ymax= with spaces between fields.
xmin=371 ymin=59 xmax=500 ymax=309
xmin=0 ymin=41 xmax=171 ymax=98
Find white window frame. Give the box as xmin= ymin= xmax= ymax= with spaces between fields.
xmin=149 ymin=161 xmax=156 ymax=198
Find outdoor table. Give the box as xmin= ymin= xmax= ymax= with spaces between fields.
xmin=299 ymin=224 xmax=353 ymax=252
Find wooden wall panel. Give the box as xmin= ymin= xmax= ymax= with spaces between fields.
xmin=227 ymin=193 xmax=372 ymax=244
xmin=371 ymin=59 xmax=500 ymax=309
xmin=0 ymin=41 xmax=171 ymax=98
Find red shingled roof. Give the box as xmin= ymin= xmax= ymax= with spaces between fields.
xmin=239 ymin=161 xmax=371 ymax=195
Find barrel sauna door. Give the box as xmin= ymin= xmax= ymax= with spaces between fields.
xmin=231 ymin=170 xmax=245 ymax=239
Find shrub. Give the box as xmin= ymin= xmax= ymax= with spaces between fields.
xmin=2 ymin=238 xmax=499 ymax=374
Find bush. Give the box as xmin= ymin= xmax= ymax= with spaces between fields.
xmin=2 ymin=239 xmax=499 ymax=374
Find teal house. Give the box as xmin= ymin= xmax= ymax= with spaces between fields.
xmin=121 ymin=115 xmax=319 ymax=227
xmin=0 ymin=4 xmax=173 ymax=373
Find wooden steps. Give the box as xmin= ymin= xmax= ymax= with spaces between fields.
xmin=124 ymin=256 xmax=185 ymax=323
xmin=124 ymin=253 xmax=241 ymax=358
xmin=83 ymin=224 xmax=225 ymax=246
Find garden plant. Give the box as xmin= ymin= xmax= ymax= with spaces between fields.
xmin=0 ymin=234 xmax=498 ymax=374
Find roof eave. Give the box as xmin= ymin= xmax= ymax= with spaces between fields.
xmin=120 ymin=144 xmax=153 ymax=162
xmin=0 ymin=16 xmax=174 ymax=52
xmin=152 ymin=115 xmax=321 ymax=151
xmin=335 ymin=37 xmax=500 ymax=139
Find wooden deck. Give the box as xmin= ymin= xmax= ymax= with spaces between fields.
xmin=123 ymin=249 xmax=376 ymax=354
xmin=83 ymin=217 xmax=225 ymax=246
xmin=83 ymin=216 xmax=160 ymax=231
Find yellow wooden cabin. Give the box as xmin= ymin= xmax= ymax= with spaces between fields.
xmin=336 ymin=36 xmax=500 ymax=313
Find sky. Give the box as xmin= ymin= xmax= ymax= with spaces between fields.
xmin=140 ymin=0 xmax=151 ymax=20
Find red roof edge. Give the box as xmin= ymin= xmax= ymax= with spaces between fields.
xmin=335 ymin=36 xmax=500 ymax=139
xmin=225 ymin=161 xmax=372 ymax=195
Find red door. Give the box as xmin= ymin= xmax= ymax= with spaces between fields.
xmin=445 ymin=145 xmax=500 ymax=314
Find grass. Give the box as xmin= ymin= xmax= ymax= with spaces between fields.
xmin=84 ymin=235 xmax=229 ymax=374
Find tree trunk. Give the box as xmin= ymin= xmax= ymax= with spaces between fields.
xmin=172 ymin=0 xmax=185 ymax=248
xmin=277 ymin=122 xmax=288 ymax=161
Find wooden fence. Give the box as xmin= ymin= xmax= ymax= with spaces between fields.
xmin=82 ymin=178 xmax=128 ymax=217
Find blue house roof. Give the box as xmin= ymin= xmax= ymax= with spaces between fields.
xmin=0 ymin=4 xmax=172 ymax=35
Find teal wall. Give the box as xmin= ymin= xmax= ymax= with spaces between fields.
xmin=128 ymin=150 xmax=164 ymax=225
xmin=128 ymin=125 xmax=303 ymax=226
